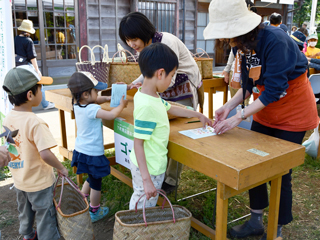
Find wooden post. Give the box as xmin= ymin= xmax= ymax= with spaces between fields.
xmin=267 ymin=176 xmax=282 ymax=240
xmin=209 ymin=87 xmax=214 ymax=119
xmin=215 ymin=182 xmax=228 ymax=240
xmin=59 ymin=109 xmax=68 ymax=161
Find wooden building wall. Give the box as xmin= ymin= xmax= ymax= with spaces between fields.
xmin=79 ymin=0 xmax=198 ymax=61
xmin=179 ymin=0 xmax=197 ymax=52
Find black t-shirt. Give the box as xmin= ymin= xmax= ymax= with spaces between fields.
xmin=14 ymin=36 xmax=37 ymax=63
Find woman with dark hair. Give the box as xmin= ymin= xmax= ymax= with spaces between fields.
xmin=119 ymin=12 xmax=203 ymax=194
xmin=204 ymin=0 xmax=318 ymax=239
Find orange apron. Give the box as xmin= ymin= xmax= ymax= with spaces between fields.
xmin=252 ymin=71 xmax=319 ymax=132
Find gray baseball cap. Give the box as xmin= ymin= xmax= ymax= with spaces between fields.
xmin=67 ymin=71 xmax=108 ymax=94
xmin=3 ymin=65 xmax=53 ymax=96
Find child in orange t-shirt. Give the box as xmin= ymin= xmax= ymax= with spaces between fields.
xmin=305 ymin=34 xmax=320 ymax=59
xmin=2 ymin=66 xmax=68 ymax=240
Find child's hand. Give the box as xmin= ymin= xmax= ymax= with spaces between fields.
xmin=58 ymin=166 xmax=69 ymax=177
xmin=199 ymin=114 xmax=213 ymax=128
xmin=143 ymin=179 xmax=157 ymax=200
xmin=120 ymin=95 xmax=128 ymax=108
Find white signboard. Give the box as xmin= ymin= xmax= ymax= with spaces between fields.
xmin=0 ymin=0 xmax=14 ymax=132
xmin=114 ymin=118 xmax=134 ymax=169
xmin=279 ymin=0 xmax=294 ymax=4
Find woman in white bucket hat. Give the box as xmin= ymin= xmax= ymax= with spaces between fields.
xmin=15 ymin=19 xmax=55 ymax=110
xmin=204 ymin=0 xmax=318 ymax=239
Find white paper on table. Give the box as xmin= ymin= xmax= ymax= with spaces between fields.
xmin=110 ymin=84 xmax=127 ymax=107
xmin=179 ymin=126 xmax=216 ymax=139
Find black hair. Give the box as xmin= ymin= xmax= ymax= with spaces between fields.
xmin=298 ymin=27 xmax=309 ymax=37
xmin=71 ymin=88 xmax=93 ymax=108
xmin=233 ymin=24 xmax=264 ymax=53
xmin=18 ymin=30 xmax=31 ymax=37
xmin=246 ymin=0 xmax=257 ymax=13
xmin=270 ymin=13 xmax=282 ymax=25
xmin=3 ymin=84 xmax=40 ymax=106
xmin=119 ymin=12 xmax=156 ymax=46
xmin=138 ymin=42 xmax=179 ymax=78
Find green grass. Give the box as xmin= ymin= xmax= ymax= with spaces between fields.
xmin=0 ymin=210 xmax=16 ymax=229
xmin=60 ymin=149 xmax=320 ymax=239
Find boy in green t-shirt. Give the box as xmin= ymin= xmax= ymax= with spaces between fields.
xmin=129 ymin=43 xmax=212 ymax=209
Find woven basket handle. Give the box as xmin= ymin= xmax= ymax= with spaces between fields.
xmin=135 ymin=189 xmax=176 ymax=227
xmin=54 ymin=175 xmax=86 ymax=209
xmin=92 ymin=44 xmax=110 ymax=63
xmin=78 ymin=45 xmax=95 ymax=65
xmin=196 ymin=48 xmax=210 ymax=58
xmin=111 ymin=49 xmax=137 ymax=64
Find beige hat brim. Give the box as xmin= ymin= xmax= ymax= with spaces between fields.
xmin=203 ymin=12 xmax=262 ymax=40
xmin=38 ymin=76 xmax=53 ymax=85
xmin=18 ymin=26 xmax=35 ymax=34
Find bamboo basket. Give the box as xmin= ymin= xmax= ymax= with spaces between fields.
xmin=53 ymin=176 xmax=94 ymax=240
xmin=113 ymin=190 xmax=192 ymax=240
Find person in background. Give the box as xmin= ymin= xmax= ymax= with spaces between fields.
xmin=0 ymin=146 xmax=10 ymax=168
xmin=66 ymin=22 xmax=76 ymax=59
xmin=290 ymin=30 xmax=307 ymax=52
xmin=204 ymin=0 xmax=318 ymax=239
xmin=2 ymin=66 xmax=68 ymax=240
xmin=119 ymin=12 xmax=203 ymax=194
xmin=298 ymin=27 xmax=309 ymax=53
xmin=269 ymin=12 xmax=282 ymax=27
xmin=222 ymin=0 xmax=256 ymax=106
xmin=280 ymin=24 xmax=289 ymax=35
xmin=291 ymin=26 xmax=297 ymax=34
xmin=14 ymin=19 xmax=55 ymax=110
xmin=305 ymin=34 xmax=320 ymax=59
xmin=129 ymin=43 xmax=212 ymax=209
xmin=302 ymin=22 xmax=309 ymax=32
xmin=56 ymin=29 xmax=65 ymax=59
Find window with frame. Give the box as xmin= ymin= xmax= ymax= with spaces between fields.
xmin=42 ymin=0 xmax=76 ymax=60
xmin=197 ymin=12 xmax=214 ymax=54
xmin=12 ymin=0 xmax=77 ymax=61
xmin=138 ymin=0 xmax=177 ymax=35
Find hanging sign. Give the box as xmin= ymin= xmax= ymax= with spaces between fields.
xmin=114 ymin=118 xmax=134 ymax=169
xmin=0 ymin=0 xmax=14 ymax=135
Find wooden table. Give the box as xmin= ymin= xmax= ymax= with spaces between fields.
xmin=201 ymin=77 xmax=228 ymax=119
xmin=46 ymin=88 xmax=304 ymax=240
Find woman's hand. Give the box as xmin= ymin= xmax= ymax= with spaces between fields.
xmin=222 ymin=71 xmax=229 ymax=84
xmin=212 ymin=105 xmax=231 ymax=128
xmin=143 ymin=179 xmax=157 ymax=200
xmin=214 ymin=114 xmax=242 ymax=135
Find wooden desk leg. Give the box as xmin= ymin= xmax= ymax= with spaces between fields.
xmin=216 ymin=182 xmax=228 ymax=240
xmin=209 ymin=88 xmax=214 ymax=119
xmin=267 ymin=176 xmax=282 ymax=240
xmin=223 ymin=85 xmax=228 ymax=104
xmin=59 ymin=109 xmax=68 ymax=161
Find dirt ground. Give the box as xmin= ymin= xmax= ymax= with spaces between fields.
xmin=0 ymin=178 xmax=114 ymax=240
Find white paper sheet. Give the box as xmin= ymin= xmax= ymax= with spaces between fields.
xmin=179 ymin=126 xmax=216 ymax=139
xmin=110 ymin=84 xmax=127 ymax=107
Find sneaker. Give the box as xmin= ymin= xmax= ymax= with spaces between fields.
xmin=230 ymin=221 xmax=265 ymax=238
xmin=89 ymin=206 xmax=109 ymax=223
xmin=43 ymin=102 xmax=55 ymax=110
xmin=161 ymin=182 xmax=177 ymax=195
xmin=260 ymin=225 xmax=283 ymax=240
xmin=23 ymin=231 xmax=38 ymax=240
